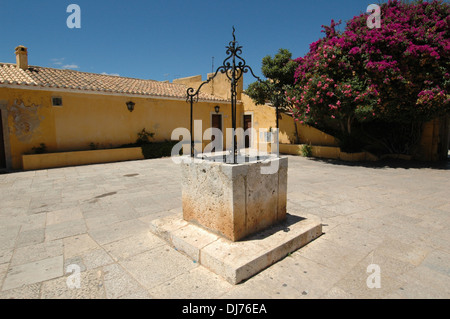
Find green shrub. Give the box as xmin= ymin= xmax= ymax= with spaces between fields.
xmin=301 ymin=144 xmax=313 ymax=157
xmin=136 ymin=128 xmax=155 ymax=146
xmin=338 ymin=135 xmax=365 ymax=153
xmin=89 ymin=142 xmax=99 ymax=150
xmin=32 ymin=143 xmax=47 ymax=154
xmin=141 ymin=141 xmax=179 ymax=159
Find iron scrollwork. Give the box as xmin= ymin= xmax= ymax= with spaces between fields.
xmin=186 ymin=27 xmax=270 ymax=163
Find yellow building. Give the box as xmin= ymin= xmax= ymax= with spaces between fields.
xmin=0 ymin=45 xmax=280 ymax=170
xmin=1 ymin=45 xmax=447 ymax=170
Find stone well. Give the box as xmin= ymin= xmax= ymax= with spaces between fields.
xmin=181 ymin=155 xmax=288 ymax=242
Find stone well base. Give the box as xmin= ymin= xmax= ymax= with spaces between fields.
xmin=181 ymin=156 xmax=288 ymax=242
xmin=149 ymin=212 xmax=322 ymax=285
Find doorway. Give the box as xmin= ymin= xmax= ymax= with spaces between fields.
xmin=0 ymin=110 xmax=6 ymax=168
xmin=211 ymin=113 xmax=223 ymax=151
xmin=243 ymin=114 xmax=252 ymax=148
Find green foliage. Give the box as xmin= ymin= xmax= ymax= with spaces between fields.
xmin=136 ymin=128 xmax=155 ymax=145
xmin=32 ymin=143 xmax=47 ymax=154
xmin=140 ymin=141 xmax=178 ymax=159
xmin=358 ymin=121 xmax=423 ymax=155
xmin=301 ymin=144 xmax=313 ymax=157
xmin=246 ymin=81 xmax=270 ymax=105
xmin=89 ymin=142 xmax=99 ymax=150
xmin=337 ymin=134 xmax=365 ymax=153
xmin=246 ymin=48 xmax=299 ymax=112
xmin=261 ymin=48 xmax=299 ymax=86
xmin=287 ymin=0 xmax=449 ymax=155
xmin=133 ymin=128 xmax=178 ymax=159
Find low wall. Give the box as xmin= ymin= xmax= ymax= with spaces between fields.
xmin=279 ymin=144 xmax=378 ymax=162
xmin=278 ymin=114 xmax=340 ymax=146
xmin=22 ymin=147 xmax=144 ymax=170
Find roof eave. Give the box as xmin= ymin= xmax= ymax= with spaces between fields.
xmin=0 ymin=83 xmax=231 ymax=104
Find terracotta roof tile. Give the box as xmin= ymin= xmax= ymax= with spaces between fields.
xmin=0 ymin=63 xmax=226 ymax=102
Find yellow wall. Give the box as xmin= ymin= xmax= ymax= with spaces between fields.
xmin=279 ymin=115 xmax=447 ymax=162
xmin=3 ymin=80 xmax=445 ymax=170
xmin=173 ymin=71 xmax=243 ymax=101
xmin=0 ymin=88 xmax=57 ymax=170
xmin=239 ymin=95 xmax=339 ymax=147
xmin=0 ymin=87 xmax=232 ymax=169
xmin=279 ymin=144 xmax=378 ymax=162
xmin=22 ymin=147 xmax=144 ymax=170
xmin=239 ymin=93 xmax=340 ymax=151
xmin=278 ymin=113 xmax=339 ymax=147
xmin=278 ymin=112 xmax=298 ymax=144
xmin=240 ymin=93 xmax=276 ymax=149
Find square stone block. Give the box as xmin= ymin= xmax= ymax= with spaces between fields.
xmin=181 ymin=156 xmax=288 ymax=241
xmin=149 ymin=213 xmax=323 ymax=284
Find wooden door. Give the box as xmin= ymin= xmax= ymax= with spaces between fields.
xmin=211 ymin=114 xmax=223 ymax=151
xmin=243 ymin=114 xmax=252 ymax=148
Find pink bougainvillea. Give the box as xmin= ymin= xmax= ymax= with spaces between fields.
xmin=286 ymin=0 xmax=449 ymax=135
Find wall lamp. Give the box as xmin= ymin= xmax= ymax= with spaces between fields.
xmin=126 ymin=101 xmax=135 ymax=112
xmin=214 ymin=105 xmax=220 ymax=114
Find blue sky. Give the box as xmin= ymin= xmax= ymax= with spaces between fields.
xmin=0 ymin=0 xmax=382 ymax=88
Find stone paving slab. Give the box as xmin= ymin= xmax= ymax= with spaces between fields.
xmin=40 ymin=268 xmax=105 ymax=299
xmin=10 ymin=240 xmax=63 ymax=267
xmin=118 ymin=245 xmax=198 ymax=290
xmin=62 ymin=234 xmax=101 ymax=259
xmin=150 ymin=212 xmax=322 ymax=284
xmin=148 ymin=266 xmax=234 ymax=299
xmin=0 ymin=283 xmax=41 ymax=299
xmin=102 ymin=263 xmax=151 ymax=299
xmin=0 ymin=156 xmax=449 ymax=298
xmin=88 ymin=219 xmax=148 ymax=245
xmin=45 ymin=219 xmax=87 ymax=242
xmin=103 ymin=233 xmax=166 ymax=262
xmin=2 ymin=255 xmax=63 ymax=291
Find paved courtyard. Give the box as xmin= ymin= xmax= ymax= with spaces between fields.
xmin=0 ymin=155 xmax=449 ymax=299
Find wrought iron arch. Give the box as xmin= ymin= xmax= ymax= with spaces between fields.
xmin=186 ymin=27 xmax=272 ymax=164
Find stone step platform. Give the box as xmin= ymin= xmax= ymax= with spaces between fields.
xmin=149 ymin=212 xmax=322 ymax=284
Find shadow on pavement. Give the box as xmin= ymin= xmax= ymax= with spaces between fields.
xmin=308 ymin=155 xmax=450 ymax=170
